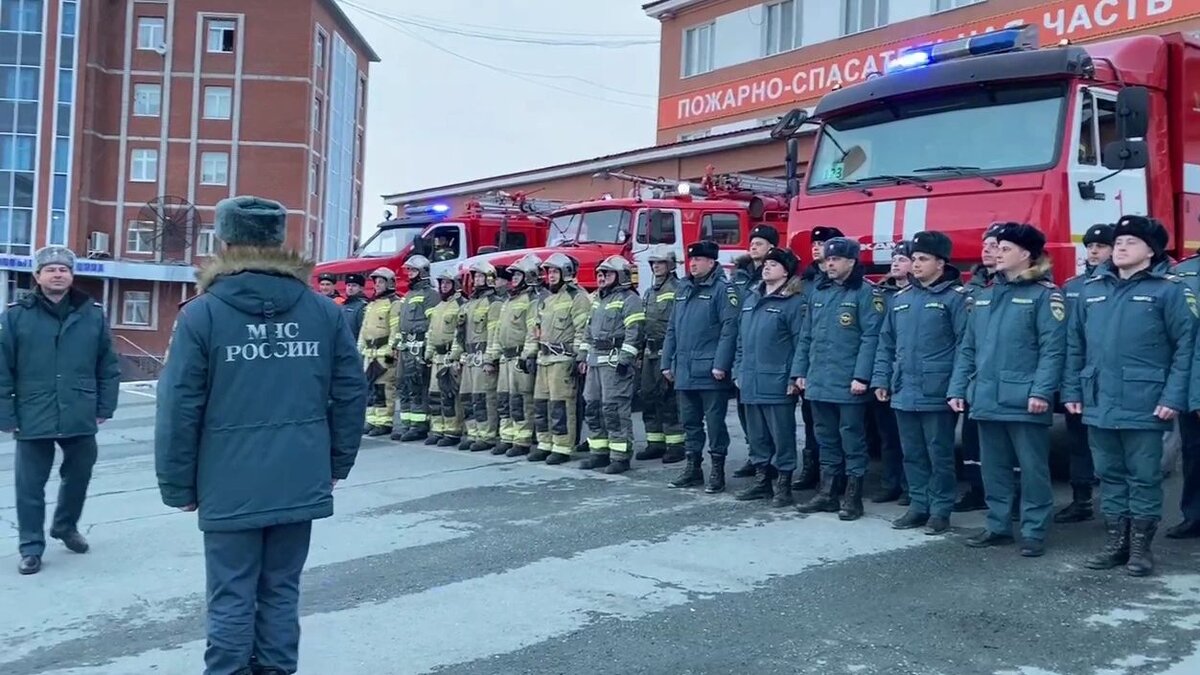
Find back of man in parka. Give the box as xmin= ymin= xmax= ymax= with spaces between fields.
xmin=1168 ymin=245 xmax=1200 ymax=540
xmin=155 ymin=196 xmax=367 ymax=675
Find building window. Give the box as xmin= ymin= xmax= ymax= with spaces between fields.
xmin=933 ymin=0 xmax=983 ymax=11
xmin=843 ymin=0 xmax=888 ymax=36
xmin=0 ymin=67 xmax=38 ymax=100
xmin=196 ymin=228 xmax=216 ymax=256
xmin=126 ymin=220 xmax=156 ymax=254
xmin=315 ymin=31 xmax=326 ymax=68
xmin=200 ymin=151 xmax=229 ymax=185
xmin=203 ymin=86 xmax=232 ymax=119
xmin=133 ymin=83 xmax=161 ymax=116
xmin=121 ymin=290 xmax=152 ymax=326
xmin=130 ymin=148 xmax=157 ymax=182
xmin=206 ymin=19 xmax=235 ymax=53
xmin=764 ymin=1 xmax=800 ymax=56
xmin=682 ymin=23 xmax=714 ymax=77
xmin=357 ymin=76 xmax=366 ymax=115
xmin=310 ymin=158 xmax=319 ymax=194
xmin=137 ymin=17 xmax=165 ymax=50
xmin=312 ymin=97 xmax=321 ymax=130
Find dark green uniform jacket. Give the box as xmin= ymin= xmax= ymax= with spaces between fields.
xmin=733 ymin=276 xmax=805 ymax=405
xmin=155 ymin=248 xmax=367 ymax=532
xmin=1062 ymin=263 xmax=1096 ymax=317
xmin=1064 ymin=261 xmax=1195 ymax=430
xmin=662 ymin=266 xmax=739 ymax=391
xmin=342 ymin=294 xmax=368 ymax=339
xmin=794 ymin=263 xmax=883 ymax=405
xmin=871 ymin=267 xmax=969 ymax=412
xmin=948 ymin=258 xmax=1066 ymax=425
xmin=730 ymin=255 xmax=761 ymax=302
xmin=0 ymin=288 xmax=121 ymax=440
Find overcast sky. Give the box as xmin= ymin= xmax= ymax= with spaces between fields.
xmin=337 ymin=0 xmax=662 ymax=230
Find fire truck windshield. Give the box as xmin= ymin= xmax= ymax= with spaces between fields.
xmin=548 ymin=208 xmax=631 ymax=246
xmin=356 ymin=225 xmax=428 ymax=257
xmin=808 ymin=82 xmax=1066 ymax=191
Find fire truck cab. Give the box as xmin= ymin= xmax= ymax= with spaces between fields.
xmin=782 ymin=25 xmax=1196 ymax=286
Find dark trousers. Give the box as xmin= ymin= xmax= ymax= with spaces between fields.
xmin=745 ymin=401 xmax=798 ymax=472
xmin=871 ymin=399 xmax=906 ymax=492
xmin=800 ymin=397 xmax=819 ymax=461
xmin=1178 ymin=413 xmax=1200 ymax=521
xmin=678 ymin=389 xmax=731 ymax=458
xmin=978 ymin=421 xmax=1053 ymax=542
xmin=958 ymin=412 xmax=983 ymax=491
xmin=204 ymin=521 xmax=313 ymax=675
xmin=895 ymin=411 xmax=957 ymax=518
xmin=1090 ymin=427 xmax=1163 ymax=521
xmin=1065 ymin=411 xmax=1094 ymax=488
xmin=810 ymin=401 xmax=869 ymax=477
xmin=15 ymin=435 xmax=97 ymax=557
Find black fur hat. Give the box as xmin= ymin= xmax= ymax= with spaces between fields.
xmin=823 ymin=236 xmax=861 ymax=261
xmin=749 ymin=224 xmax=779 ymax=246
xmin=911 ymin=231 xmax=953 ymax=261
xmin=1113 ymin=215 xmax=1167 ymax=259
xmin=763 ymin=247 xmax=798 ymax=276
xmin=1083 ymin=223 xmax=1116 ymax=247
xmin=812 ymin=226 xmax=844 ymax=243
xmin=994 ymin=222 xmax=1046 ymax=259
xmin=983 ymin=223 xmax=1004 ymax=241
xmin=318 ymin=272 xmax=336 ymax=283
xmin=345 ymin=273 xmax=366 ymax=285
xmin=215 ymin=196 xmax=288 ymax=248
xmin=687 ymin=239 xmax=720 ymax=260
xmin=891 ymin=240 xmax=914 ymax=259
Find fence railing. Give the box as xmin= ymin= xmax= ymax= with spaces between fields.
xmin=116 ymin=335 xmax=165 ymax=381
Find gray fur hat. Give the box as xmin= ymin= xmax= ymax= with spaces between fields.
xmin=35 ymin=245 xmax=76 ymax=271
xmin=215 ymin=196 xmax=288 ymax=247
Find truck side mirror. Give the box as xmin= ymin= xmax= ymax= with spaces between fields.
xmin=646 ymin=209 xmax=675 ymax=244
xmin=1115 ymin=86 xmax=1149 ymax=139
xmin=770 ymin=108 xmax=810 ymax=139
xmin=1102 ymin=139 xmax=1148 ymax=171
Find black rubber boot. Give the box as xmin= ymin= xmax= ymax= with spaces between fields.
xmin=636 ymin=443 xmax=666 ymax=461
xmin=1126 ymin=518 xmax=1157 ymax=577
xmin=400 ymin=427 xmax=428 ymax=442
xmin=704 ymin=455 xmax=726 ymax=494
xmin=579 ymin=454 xmax=610 ymax=470
xmin=491 ymin=442 xmax=511 ymax=456
xmin=892 ymin=511 xmax=930 ymax=530
xmin=669 ymin=455 xmax=704 ymax=488
xmin=771 ymin=470 xmax=794 ymax=507
xmin=603 ymin=458 xmax=630 ymax=475
xmin=734 ymin=465 xmax=773 ymax=501
xmin=437 ymin=436 xmax=460 ymax=447
xmin=791 ymin=452 xmax=819 ymax=491
xmin=457 ymin=438 xmax=473 ymax=451
xmin=1054 ymin=485 xmax=1095 ymax=524
xmin=662 ymin=445 xmax=686 ymax=464
xmin=1085 ymin=517 xmax=1131 ymax=570
xmin=732 ymin=460 xmax=756 ymax=478
xmin=362 ymin=423 xmax=374 ymax=436
xmin=545 ymin=452 xmax=571 ymax=465
xmin=796 ymin=474 xmax=841 ymax=514
xmin=838 ymin=476 xmax=865 ymax=521
xmin=527 ymin=448 xmax=551 ymax=462
xmin=367 ymin=426 xmax=392 ymax=437
xmin=390 ymin=425 xmax=410 ymax=441
xmin=506 ymin=445 xmax=530 ymax=458
xmin=424 ymin=435 xmax=441 ymax=446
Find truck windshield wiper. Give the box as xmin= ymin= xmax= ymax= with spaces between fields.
xmin=862 ymin=174 xmax=933 ymax=192
xmin=913 ymin=165 xmax=1003 ymax=187
xmin=807 ymin=180 xmax=873 ymax=196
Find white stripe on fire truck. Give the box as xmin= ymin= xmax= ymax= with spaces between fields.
xmin=902 ymin=198 xmax=928 ymax=241
xmin=872 ymin=200 xmax=896 ymax=265
xmin=1184 ymin=163 xmax=1200 ymax=193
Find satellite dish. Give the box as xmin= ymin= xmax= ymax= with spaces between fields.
xmin=138 ymin=195 xmax=200 ymax=263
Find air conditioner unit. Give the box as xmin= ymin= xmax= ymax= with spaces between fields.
xmin=87 ymin=231 xmax=110 ymax=257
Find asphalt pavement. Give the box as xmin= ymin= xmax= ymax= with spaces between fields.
xmin=1 ymin=384 xmax=1200 ymax=674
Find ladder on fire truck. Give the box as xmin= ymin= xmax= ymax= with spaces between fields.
xmin=466 ymin=190 xmax=569 ymax=217
xmin=595 ymin=167 xmax=788 ymax=200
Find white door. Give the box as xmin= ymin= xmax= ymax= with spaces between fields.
xmin=632 ymin=208 xmax=683 ymax=294
xmin=1066 ymin=87 xmax=1149 ymax=275
xmin=425 ymin=222 xmax=468 ymax=280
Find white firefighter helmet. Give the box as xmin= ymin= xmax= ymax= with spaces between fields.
xmin=596 ymin=255 xmax=633 ymax=284
xmin=369 ymin=266 xmax=395 ymax=282
xmin=467 ymin=259 xmax=496 ymax=277
xmin=404 ymin=254 xmax=431 ymax=274
xmin=434 ymin=265 xmax=459 ymax=285
xmin=507 ymin=253 xmax=541 ymax=280
xmin=541 ymin=252 xmax=577 ymax=278
xmin=646 ymin=245 xmax=677 ymax=265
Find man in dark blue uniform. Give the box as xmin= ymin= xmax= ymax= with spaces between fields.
xmin=156 ymin=196 xmax=367 ymax=675
xmin=870 ymin=240 xmax=911 ymax=505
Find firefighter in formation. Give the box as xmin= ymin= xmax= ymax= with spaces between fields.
xmin=358 ymin=216 xmax=1200 ymax=577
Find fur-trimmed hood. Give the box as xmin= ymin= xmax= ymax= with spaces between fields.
xmin=755 ymin=274 xmax=803 ymax=299
xmin=999 ymin=256 xmax=1053 ymax=284
xmin=197 ymin=247 xmax=315 ymax=317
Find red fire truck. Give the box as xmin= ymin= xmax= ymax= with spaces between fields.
xmin=311 ymin=194 xmax=563 ymax=295
xmin=458 ymin=168 xmax=792 ymax=292
xmin=781 ymin=25 xmax=1191 ymax=285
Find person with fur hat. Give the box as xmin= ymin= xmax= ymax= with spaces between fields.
xmin=636 ymin=245 xmax=685 ymax=465
xmin=341 ymin=273 xmax=369 ymax=339
xmin=955 ymin=223 xmax=1006 ymax=513
xmin=1055 ymin=223 xmax=1115 ymax=525
xmin=948 ymin=222 xmax=1065 ymax=558
xmin=389 ymin=254 xmax=440 ymax=442
xmin=359 ymin=266 xmax=400 ymax=436
xmin=2 ymin=246 xmax=120 ymax=575
xmin=1167 ymin=235 xmax=1200 ymax=540
xmin=791 ymin=225 xmax=844 ymax=493
xmin=665 ymin=239 xmax=741 ymax=494
xmin=155 ymin=196 xmax=366 ymax=674
xmin=316 ymin=272 xmax=343 ymax=304
xmin=868 ymin=240 xmax=914 ymax=506
xmin=423 ymin=266 xmax=467 ymax=448
xmin=794 ymin=236 xmax=884 ymax=521
xmin=1064 ymin=215 xmax=1194 ymax=577
xmin=732 ymin=246 xmax=805 ymax=507
xmin=731 ymin=224 xmax=782 ymax=479
xmin=872 ymin=231 xmax=969 ymax=534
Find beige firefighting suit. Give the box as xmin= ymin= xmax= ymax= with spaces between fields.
xmin=488 ymin=283 xmax=547 ymax=450
xmin=526 ymin=281 xmax=592 ymax=456
xmin=459 ymin=286 xmax=502 ymax=446
xmin=358 ymin=289 xmax=399 ymax=429
xmin=425 ymin=291 xmax=465 ymax=440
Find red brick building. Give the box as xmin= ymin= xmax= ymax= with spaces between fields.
xmin=0 ymin=0 xmax=377 ymax=376
xmin=386 ymin=0 xmax=1200 ymax=214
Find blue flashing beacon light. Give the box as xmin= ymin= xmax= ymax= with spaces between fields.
xmin=887 ymin=24 xmax=1040 ymax=73
xmin=404 ymin=203 xmax=452 ymax=217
